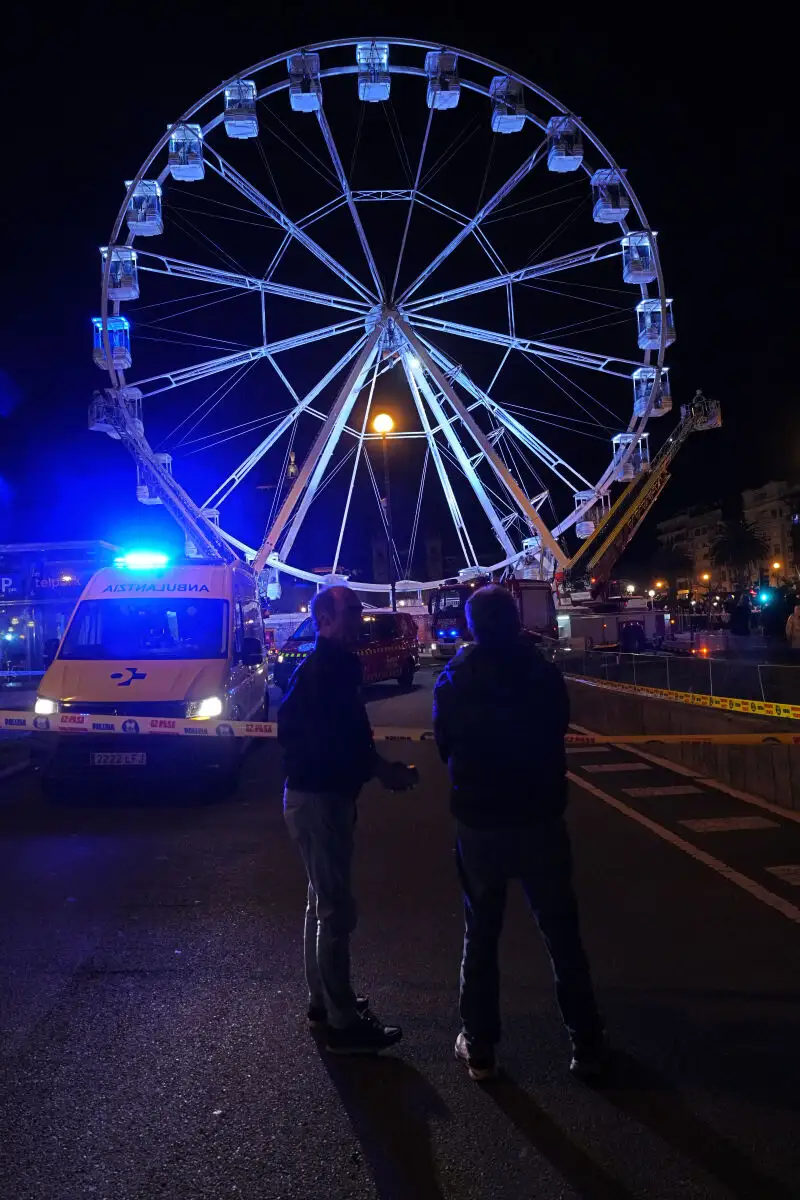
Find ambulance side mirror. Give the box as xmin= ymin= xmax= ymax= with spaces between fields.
xmin=241 ymin=636 xmax=263 ymax=667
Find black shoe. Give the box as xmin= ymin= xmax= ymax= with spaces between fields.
xmin=570 ymin=1032 xmax=610 ymax=1081
xmin=307 ymin=995 xmax=369 ymax=1029
xmin=325 ymin=1009 xmax=403 ymax=1055
xmin=454 ymin=1031 xmax=499 ymax=1081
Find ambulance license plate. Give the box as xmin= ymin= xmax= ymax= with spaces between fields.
xmin=90 ymin=752 xmax=147 ymax=767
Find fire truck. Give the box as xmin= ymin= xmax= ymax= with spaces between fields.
xmin=428 ymin=570 xmax=557 ymax=659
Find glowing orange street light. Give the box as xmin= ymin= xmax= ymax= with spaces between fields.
xmin=373 ymin=412 xmax=394 ymax=435
xmin=701 ymin=572 xmax=711 ymax=582
xmin=654 ymin=579 xmax=665 ymax=589
xmin=773 ymin=560 xmax=782 ymax=571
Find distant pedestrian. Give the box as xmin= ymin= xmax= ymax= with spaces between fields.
xmin=433 ymin=585 xmax=606 ymax=1082
xmin=278 ymin=585 xmax=417 ymax=1055
xmin=785 ymin=604 xmax=800 ymax=650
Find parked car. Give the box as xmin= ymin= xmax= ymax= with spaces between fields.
xmin=273 ymin=611 xmax=419 ymax=691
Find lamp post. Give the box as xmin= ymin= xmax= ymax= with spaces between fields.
xmin=373 ymin=413 xmax=396 ymax=611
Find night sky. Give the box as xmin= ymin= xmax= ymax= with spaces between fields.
xmin=0 ymin=7 xmax=791 ymax=578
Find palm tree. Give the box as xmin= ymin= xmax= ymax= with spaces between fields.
xmin=710 ymin=519 xmax=768 ymax=588
xmin=652 ymin=544 xmax=694 ymax=591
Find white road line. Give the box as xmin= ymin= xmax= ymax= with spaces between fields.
xmin=569 ymin=721 xmax=800 ymax=825
xmin=766 ymin=865 xmax=800 ymax=886
xmin=624 ymin=785 xmax=704 ymax=797
xmin=566 ymin=746 xmax=611 ymax=755
xmin=580 ymin=762 xmax=652 ymax=774
xmin=680 ymin=816 xmax=779 ymax=833
xmin=568 ymin=772 xmax=800 ymax=924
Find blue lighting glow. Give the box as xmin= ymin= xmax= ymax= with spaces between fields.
xmin=114 ymin=551 xmax=170 ymax=570
xmin=759 ymin=592 xmax=770 ymax=604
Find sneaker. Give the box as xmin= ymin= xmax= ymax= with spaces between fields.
xmin=570 ymin=1032 xmax=610 ymax=1082
xmin=454 ymin=1031 xmax=498 ymax=1082
xmin=325 ymin=1009 xmax=403 ymax=1055
xmin=307 ymin=995 xmax=369 ymax=1029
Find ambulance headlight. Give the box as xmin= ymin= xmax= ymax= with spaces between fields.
xmin=186 ymin=696 xmax=224 ymax=719
xmin=34 ymin=697 xmax=59 ymax=715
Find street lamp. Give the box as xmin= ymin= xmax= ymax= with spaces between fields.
xmin=625 ymin=584 xmax=635 ymax=595
xmin=701 ymin=572 xmax=710 ymax=583
xmin=654 ymin=579 xmax=665 ymax=590
xmin=373 ymin=412 xmax=397 ymax=611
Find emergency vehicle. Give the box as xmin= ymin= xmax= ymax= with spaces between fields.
xmin=429 ymin=574 xmax=558 ymax=659
xmin=33 ymin=552 xmax=268 ymax=786
xmin=274 ymin=610 xmax=419 ymax=692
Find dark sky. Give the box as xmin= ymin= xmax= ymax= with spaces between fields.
xmin=0 ymin=6 xmax=791 ymax=576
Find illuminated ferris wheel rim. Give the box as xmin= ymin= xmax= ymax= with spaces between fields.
xmin=97 ymin=36 xmax=672 ymax=591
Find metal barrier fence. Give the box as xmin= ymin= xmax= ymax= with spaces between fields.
xmin=554 ymin=648 xmax=800 ymax=706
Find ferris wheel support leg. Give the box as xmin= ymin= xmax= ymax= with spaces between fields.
xmin=420 ymin=338 xmax=594 ymax=494
xmin=252 ymin=330 xmax=383 ymax=575
xmin=202 ymin=335 xmax=369 ymax=511
xmin=404 ymin=354 xmax=516 ymax=559
xmin=400 ymin=321 xmax=567 ymax=571
xmin=402 ymin=356 xmax=478 ymax=568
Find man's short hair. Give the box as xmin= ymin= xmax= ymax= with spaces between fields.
xmin=310 ymin=587 xmax=338 ymax=631
xmin=466 ymin=585 xmax=521 ymax=646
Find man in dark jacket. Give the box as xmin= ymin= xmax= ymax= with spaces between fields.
xmin=433 ymin=585 xmax=605 ymax=1081
xmin=279 ymin=585 xmax=415 ymax=1054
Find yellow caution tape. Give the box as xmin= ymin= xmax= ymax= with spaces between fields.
xmin=3 ymin=712 xmax=800 ymax=746
xmin=566 ymin=675 xmax=800 ymax=722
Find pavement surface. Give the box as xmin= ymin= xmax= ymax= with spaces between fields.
xmin=1 ymin=668 xmax=799 ymax=1199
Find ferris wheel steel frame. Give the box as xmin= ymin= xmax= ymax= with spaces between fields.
xmin=97 ymin=36 xmax=671 ymax=593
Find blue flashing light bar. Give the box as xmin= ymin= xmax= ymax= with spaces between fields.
xmin=759 ymin=591 xmax=770 ymax=604
xmin=114 ymin=551 xmax=170 ymax=570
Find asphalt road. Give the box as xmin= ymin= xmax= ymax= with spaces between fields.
xmin=1 ymin=668 xmax=798 ymax=1200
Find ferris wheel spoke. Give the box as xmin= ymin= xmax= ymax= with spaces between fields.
xmin=401 ymin=320 xmax=567 ymax=568
xmin=402 ymin=356 xmax=478 ymax=566
xmin=130 ymin=317 xmax=366 ymax=398
xmin=253 ymin=331 xmax=383 ymax=573
xmin=136 ymin=250 xmax=370 ymax=314
xmin=397 ymin=136 xmax=548 ymax=305
xmin=205 ymin=147 xmax=378 ymax=304
xmin=315 ymin=109 xmax=384 ymax=298
xmin=406 ymin=315 xmax=641 ymax=378
xmin=390 ymin=106 xmax=434 ymax=302
xmin=405 ymin=354 xmax=514 ymax=557
xmin=403 ymin=236 xmax=630 ymax=313
xmin=419 ymin=338 xmax=594 ymax=494
xmin=203 ymin=334 xmax=370 ymax=510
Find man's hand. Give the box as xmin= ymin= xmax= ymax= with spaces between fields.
xmin=376 ymin=758 xmax=419 ymax=792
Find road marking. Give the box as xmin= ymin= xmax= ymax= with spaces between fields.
xmin=569 ymin=721 xmax=800 ymax=824
xmin=623 ymin=784 xmax=704 ymax=797
xmin=766 ymin=865 xmax=800 ymax=886
xmin=680 ymin=816 xmax=779 ymax=833
xmin=581 ymin=762 xmax=652 ymax=774
xmin=566 ymin=745 xmax=610 ymax=755
xmin=568 ymin=772 xmax=800 ymax=924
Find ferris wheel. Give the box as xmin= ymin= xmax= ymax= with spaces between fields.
xmin=93 ymin=37 xmax=674 ymax=596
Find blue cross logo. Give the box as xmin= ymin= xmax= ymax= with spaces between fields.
xmin=110 ymin=667 xmax=148 ymax=687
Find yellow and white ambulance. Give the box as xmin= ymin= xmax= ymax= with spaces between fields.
xmin=33 ymin=552 xmax=267 ymax=783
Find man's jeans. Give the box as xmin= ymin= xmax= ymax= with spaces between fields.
xmin=283 ymin=789 xmax=359 ymax=1029
xmin=456 ymin=815 xmax=602 ymax=1050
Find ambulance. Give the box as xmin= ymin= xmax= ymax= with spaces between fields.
xmin=33 ymin=552 xmax=268 ymax=785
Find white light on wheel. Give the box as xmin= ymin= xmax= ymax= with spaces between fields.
xmin=34 ymin=697 xmax=59 ymax=715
